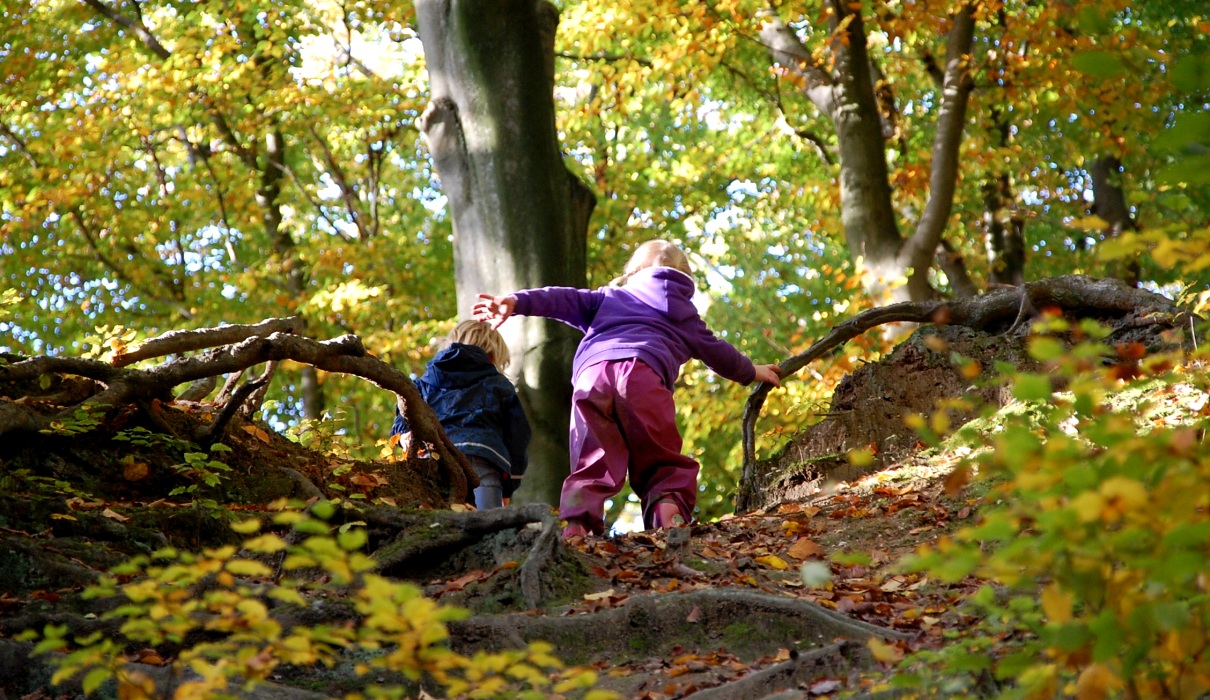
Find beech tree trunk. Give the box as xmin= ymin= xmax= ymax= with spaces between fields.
xmin=759 ymin=2 xmax=976 ymax=303
xmin=416 ymin=0 xmax=596 ymax=506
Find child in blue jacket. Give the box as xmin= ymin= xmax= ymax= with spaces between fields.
xmin=392 ymin=321 xmax=531 ymax=509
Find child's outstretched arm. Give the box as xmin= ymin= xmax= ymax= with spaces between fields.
xmin=753 ymin=363 xmax=782 ymax=387
xmin=473 ymin=294 xmax=516 ymax=329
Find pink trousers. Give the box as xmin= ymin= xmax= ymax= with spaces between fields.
xmin=559 ymin=359 xmax=699 ymax=533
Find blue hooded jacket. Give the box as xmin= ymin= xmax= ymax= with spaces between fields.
xmin=391 ymin=343 xmax=531 ymax=495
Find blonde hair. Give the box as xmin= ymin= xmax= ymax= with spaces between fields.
xmin=447 ymin=320 xmax=510 ymax=370
xmin=611 ymin=240 xmax=692 ymax=286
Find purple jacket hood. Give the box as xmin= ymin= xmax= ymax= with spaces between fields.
xmin=511 ymin=266 xmax=756 ymax=389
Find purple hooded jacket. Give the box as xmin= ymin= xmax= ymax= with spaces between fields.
xmin=511 ymin=266 xmax=756 ymax=389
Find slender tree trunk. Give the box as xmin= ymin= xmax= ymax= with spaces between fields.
xmin=417 ymin=0 xmax=595 ymax=506
xmin=759 ymin=3 xmax=976 ymax=303
xmin=982 ymin=111 xmax=1026 ymax=286
xmin=983 ymin=174 xmax=1026 ymax=286
xmin=259 ymin=127 xmax=324 ymax=419
xmin=1090 ymin=155 xmax=1140 ymax=286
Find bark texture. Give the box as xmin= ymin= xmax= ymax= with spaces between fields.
xmin=416 ymin=0 xmax=596 ymax=506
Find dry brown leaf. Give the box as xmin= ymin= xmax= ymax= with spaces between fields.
xmin=123 ymin=461 xmax=149 ymax=482
xmin=943 ymin=465 xmax=970 ymax=496
xmin=102 ymin=508 xmax=130 ymax=523
xmin=787 ymin=538 xmax=824 ymax=560
xmin=242 ymin=424 xmax=272 ymax=443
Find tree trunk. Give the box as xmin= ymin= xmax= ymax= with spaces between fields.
xmin=983 ymin=173 xmax=1026 ymax=286
xmin=759 ymin=3 xmax=976 ymax=303
xmin=1091 ymin=154 xmax=1140 ymax=286
xmin=416 ymin=0 xmax=595 ymax=506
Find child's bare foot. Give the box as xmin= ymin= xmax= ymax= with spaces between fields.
xmin=562 ymin=520 xmax=589 ymax=538
xmin=652 ymin=499 xmax=687 ymax=528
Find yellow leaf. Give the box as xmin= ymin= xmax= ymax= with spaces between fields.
xmin=867 ymin=637 xmax=904 ymax=663
xmin=230 ymin=517 xmax=262 ymax=534
xmin=1041 ymin=583 xmax=1072 ymax=624
xmin=1066 ymin=215 xmax=1109 ymax=231
xmin=269 ymin=588 xmax=307 ymax=606
xmin=755 ymin=555 xmax=789 ymax=570
xmin=226 ymin=559 xmax=273 ymax=577
xmin=1075 ymin=663 xmax=1122 ymax=700
xmin=242 ymin=534 xmax=289 ymax=553
xmin=1071 ymin=491 xmax=1104 ymax=523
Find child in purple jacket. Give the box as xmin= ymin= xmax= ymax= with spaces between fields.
xmin=473 ymin=240 xmax=781 ymax=537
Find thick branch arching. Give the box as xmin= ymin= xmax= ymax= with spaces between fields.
xmin=0 ymin=325 xmax=478 ymax=503
xmin=739 ymin=276 xmax=1188 ymax=499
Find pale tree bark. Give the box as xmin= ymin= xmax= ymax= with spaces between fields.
xmin=758 ymin=3 xmax=977 ymax=302
xmin=416 ymin=0 xmax=596 ymax=506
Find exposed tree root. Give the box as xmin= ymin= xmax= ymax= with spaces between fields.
xmin=450 ymin=588 xmax=910 ymax=662
xmin=366 ymin=503 xmax=552 ymax=577
xmin=685 ymin=640 xmax=870 ymax=699
xmin=739 ymin=275 xmax=1190 ymax=507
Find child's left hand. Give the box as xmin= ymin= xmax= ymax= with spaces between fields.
xmin=753 ymin=363 xmax=782 ymax=387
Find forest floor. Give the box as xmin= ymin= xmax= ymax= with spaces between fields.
xmin=0 ymin=357 xmax=987 ymax=700
xmin=0 ymin=289 xmax=1195 ymax=699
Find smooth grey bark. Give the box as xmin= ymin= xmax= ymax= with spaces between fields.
xmin=759 ymin=3 xmax=977 ymax=302
xmin=416 ymin=0 xmax=595 ymax=506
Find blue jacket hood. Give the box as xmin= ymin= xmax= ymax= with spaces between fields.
xmin=423 ymin=344 xmax=500 ymax=388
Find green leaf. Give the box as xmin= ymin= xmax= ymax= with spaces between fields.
xmin=1170 ymin=55 xmax=1210 ymax=93
xmin=1027 ymin=337 xmax=1066 ymax=362
xmin=83 ymin=667 xmax=111 ymax=695
xmin=1012 ymin=373 xmax=1052 ymax=403
xmin=337 ymin=528 xmax=368 ymax=551
xmin=310 ymin=501 xmax=336 ymax=520
xmin=1071 ymin=51 xmax=1128 ymax=80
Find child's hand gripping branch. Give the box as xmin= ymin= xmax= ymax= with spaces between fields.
xmin=753 ymin=363 xmax=782 ymax=386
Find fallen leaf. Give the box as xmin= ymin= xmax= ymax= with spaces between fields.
xmin=686 ymin=605 xmax=702 ymax=623
xmin=102 ymin=508 xmax=130 ymax=523
xmin=868 ymin=637 xmax=905 ymax=664
xmin=755 ymin=555 xmax=789 ymax=570
xmin=122 ymin=461 xmax=149 ymax=482
xmin=880 ymin=577 xmax=904 ymax=592
xmin=810 ymin=679 xmax=843 ymax=695
xmin=787 ymin=538 xmax=824 ymax=560
xmin=584 ymin=588 xmax=616 ymax=601
xmin=242 ymin=425 xmax=272 ymax=443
